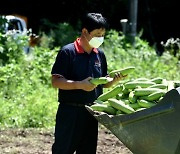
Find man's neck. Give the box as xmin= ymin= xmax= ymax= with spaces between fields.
xmin=80 ymin=35 xmax=93 ymax=54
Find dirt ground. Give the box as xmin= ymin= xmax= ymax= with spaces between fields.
xmin=0 ymin=125 xmax=133 ymax=154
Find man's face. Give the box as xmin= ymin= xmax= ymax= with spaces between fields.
xmin=88 ymin=28 xmax=106 ymax=41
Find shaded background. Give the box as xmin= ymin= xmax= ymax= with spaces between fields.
xmin=0 ymin=0 xmax=179 ymax=50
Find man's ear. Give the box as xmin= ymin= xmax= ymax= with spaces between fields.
xmin=82 ymin=28 xmax=88 ymax=34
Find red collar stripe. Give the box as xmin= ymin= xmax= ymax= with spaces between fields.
xmin=74 ymin=38 xmax=98 ymax=53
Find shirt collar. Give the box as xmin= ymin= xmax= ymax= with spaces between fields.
xmin=74 ymin=38 xmax=98 ymax=54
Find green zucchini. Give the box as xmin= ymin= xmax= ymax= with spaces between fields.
xmin=128 ymin=91 xmax=137 ymax=103
xmin=167 ymin=80 xmax=175 ymax=91
xmin=90 ymin=103 xmax=117 ymax=115
xmin=135 ymin=108 xmax=146 ymax=112
xmin=108 ymin=98 xmax=135 ymax=114
xmin=97 ymin=84 xmax=123 ymax=101
xmin=134 ymin=88 xmax=163 ymax=96
xmin=129 ymin=103 xmax=141 ymax=110
xmin=149 ymin=83 xmax=167 ymax=89
xmin=109 ymin=66 xmax=135 ymax=78
xmin=90 ymin=77 xmax=113 ymax=85
xmin=116 ymin=110 xmax=123 ymax=115
xmin=137 ymin=99 xmax=156 ymax=108
xmin=124 ymin=81 xmax=155 ymax=89
xmin=140 ymin=90 xmax=166 ymax=101
xmin=94 ymin=100 xmax=104 ymax=104
xmin=174 ymin=80 xmax=180 ymax=88
xmin=134 ymin=78 xmax=149 ymax=81
xmin=150 ymin=77 xmax=163 ymax=84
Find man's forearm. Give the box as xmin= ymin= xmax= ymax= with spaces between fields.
xmin=52 ymin=76 xmax=82 ymax=90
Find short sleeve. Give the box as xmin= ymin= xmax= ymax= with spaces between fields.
xmin=51 ymin=49 xmax=70 ymax=78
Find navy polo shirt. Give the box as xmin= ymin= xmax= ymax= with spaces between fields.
xmin=51 ymin=38 xmax=108 ymax=105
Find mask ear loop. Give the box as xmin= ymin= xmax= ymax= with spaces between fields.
xmin=84 ymin=34 xmax=90 ymax=43
xmin=84 ymin=31 xmax=93 ymax=43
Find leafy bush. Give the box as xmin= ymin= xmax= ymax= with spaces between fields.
xmin=0 ymin=31 xmax=28 ymax=65
xmin=102 ymin=30 xmax=180 ymax=81
xmin=0 ymin=31 xmax=59 ymax=128
xmin=39 ymin=19 xmax=79 ymax=47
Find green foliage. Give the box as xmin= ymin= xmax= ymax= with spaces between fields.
xmin=0 ymin=86 xmax=58 ymax=128
xmin=0 ymin=30 xmax=59 ymax=128
xmin=39 ymin=19 xmax=79 ymax=47
xmin=102 ymin=30 xmax=180 ymax=81
xmin=0 ymin=16 xmax=7 ymax=33
xmin=0 ymin=31 xmax=29 ymax=65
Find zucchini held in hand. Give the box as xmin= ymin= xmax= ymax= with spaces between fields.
xmin=109 ymin=66 xmax=135 ymax=78
xmin=90 ymin=77 xmax=113 ymax=85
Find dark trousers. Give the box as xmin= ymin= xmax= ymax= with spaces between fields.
xmin=52 ymin=103 xmax=98 ymax=154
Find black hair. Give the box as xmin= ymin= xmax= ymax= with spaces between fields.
xmin=81 ymin=13 xmax=109 ymax=32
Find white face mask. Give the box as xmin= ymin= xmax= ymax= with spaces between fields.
xmin=89 ymin=36 xmax=104 ymax=48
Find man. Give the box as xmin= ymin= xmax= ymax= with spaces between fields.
xmin=51 ymin=12 xmax=125 ymax=154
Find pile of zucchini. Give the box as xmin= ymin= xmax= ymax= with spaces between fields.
xmin=90 ymin=73 xmax=179 ymax=116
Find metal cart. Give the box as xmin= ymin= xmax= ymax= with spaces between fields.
xmin=86 ymin=87 xmax=180 ymax=154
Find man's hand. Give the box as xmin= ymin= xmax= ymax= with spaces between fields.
xmin=103 ymin=73 xmax=127 ymax=88
xmin=80 ymin=77 xmax=97 ymax=91
xmin=113 ymin=72 xmax=127 ymax=83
